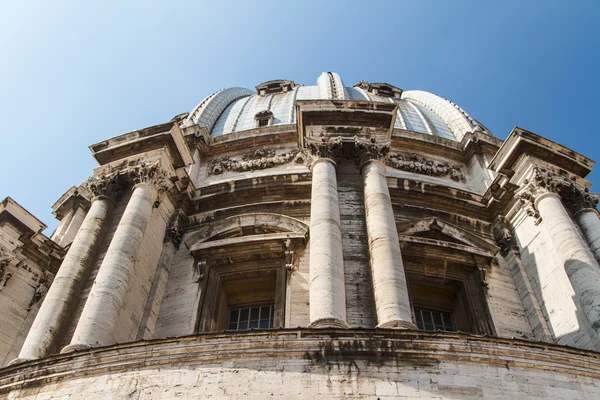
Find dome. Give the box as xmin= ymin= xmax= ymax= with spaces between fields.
xmin=184 ymin=72 xmax=491 ymax=142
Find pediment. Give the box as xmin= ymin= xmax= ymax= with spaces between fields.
xmin=397 ymin=217 xmax=498 ymax=255
xmin=185 ymin=213 xmax=309 ymax=250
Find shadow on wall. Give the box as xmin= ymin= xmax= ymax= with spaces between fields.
xmin=518 ymin=239 xmax=599 ymax=350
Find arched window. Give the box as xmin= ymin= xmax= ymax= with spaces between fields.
xmin=254 ymin=110 xmax=274 ymax=128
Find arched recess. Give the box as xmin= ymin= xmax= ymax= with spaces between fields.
xmin=187 ymin=213 xmax=309 ymax=333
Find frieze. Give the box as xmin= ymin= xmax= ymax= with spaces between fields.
xmin=385 ymin=152 xmax=466 ymax=182
xmin=209 ymin=149 xmax=303 ymax=176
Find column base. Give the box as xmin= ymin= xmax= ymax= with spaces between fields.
xmin=308 ymin=318 xmax=350 ymax=329
xmin=61 ymin=343 xmax=93 ymax=354
xmin=8 ymin=357 xmax=35 ymax=366
xmin=377 ymin=320 xmax=418 ymax=330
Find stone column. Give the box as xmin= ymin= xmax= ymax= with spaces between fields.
xmin=12 ymin=189 xmax=114 ymax=363
xmin=63 ymin=165 xmax=168 ymax=352
xmin=356 ymin=137 xmax=415 ymax=329
xmin=306 ymin=136 xmax=348 ymax=328
xmin=576 ymin=209 xmax=600 ymax=263
xmin=520 ymin=167 xmax=600 ymax=341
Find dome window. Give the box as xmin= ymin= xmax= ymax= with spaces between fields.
xmin=255 ymin=80 xmax=299 ymax=96
xmin=354 ymin=81 xmax=403 ymax=99
xmin=255 ymin=110 xmax=274 ymax=128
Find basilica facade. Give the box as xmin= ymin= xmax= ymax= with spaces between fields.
xmin=1 ymin=72 xmax=600 ymax=398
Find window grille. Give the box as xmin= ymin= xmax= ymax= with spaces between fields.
xmin=228 ymin=304 xmax=274 ymax=330
xmin=414 ymin=309 xmax=456 ymax=332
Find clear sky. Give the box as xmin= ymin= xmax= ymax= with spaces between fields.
xmin=1 ymin=1 xmax=599 ymax=234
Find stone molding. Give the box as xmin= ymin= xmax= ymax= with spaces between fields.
xmin=304 ymin=135 xmax=343 ymax=164
xmin=385 ymin=152 xmax=466 ymax=182
xmin=354 ymin=136 xmax=390 ymax=166
xmin=3 ymin=330 xmax=600 ymax=394
xmin=209 ymin=149 xmax=303 ymax=176
xmin=517 ymin=167 xmax=598 ymax=217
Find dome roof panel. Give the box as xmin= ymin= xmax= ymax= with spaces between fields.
xmin=197 ymin=73 xmax=492 ymax=141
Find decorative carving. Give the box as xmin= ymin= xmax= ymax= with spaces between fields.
xmin=305 ymin=135 xmax=343 ymax=164
xmin=518 ymin=167 xmax=599 ymax=217
xmin=0 ymin=247 xmax=13 ymax=284
xmin=284 ymin=238 xmax=295 ymax=272
xmin=85 ymin=172 xmax=126 ymax=201
xmin=209 ymin=149 xmax=301 ymax=176
xmin=127 ymin=162 xmax=172 ymax=207
xmin=354 ymin=136 xmax=390 ymax=166
xmin=28 ymin=272 xmax=49 ymax=310
xmin=492 ymin=215 xmax=514 ymax=256
xmin=165 ymin=211 xmax=186 ymax=248
xmin=193 ymin=260 xmax=206 ymax=283
xmin=385 ymin=152 xmax=466 ymax=182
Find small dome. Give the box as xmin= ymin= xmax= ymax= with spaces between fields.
xmin=186 ymin=72 xmax=491 ymax=141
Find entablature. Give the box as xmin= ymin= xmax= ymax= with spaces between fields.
xmin=90 ymin=121 xmax=193 ymax=169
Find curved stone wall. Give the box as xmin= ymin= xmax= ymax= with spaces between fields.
xmin=2 ymin=329 xmax=600 ymax=399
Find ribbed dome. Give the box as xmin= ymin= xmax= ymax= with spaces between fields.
xmin=184 ymin=72 xmax=491 ymax=142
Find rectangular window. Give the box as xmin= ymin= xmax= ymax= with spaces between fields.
xmin=258 ymin=118 xmax=269 ymax=127
xmin=414 ymin=309 xmax=455 ymax=332
xmin=227 ymin=304 xmax=274 ymax=331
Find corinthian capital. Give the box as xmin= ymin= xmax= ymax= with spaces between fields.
xmin=354 ymin=136 xmax=390 ymax=166
xmin=305 ymin=135 xmax=343 ymax=164
xmin=128 ymin=162 xmax=172 ymax=195
xmin=518 ymin=167 xmax=598 ymax=215
xmin=85 ymin=172 xmax=126 ymax=201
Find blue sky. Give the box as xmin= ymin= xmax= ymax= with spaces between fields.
xmin=1 ymin=1 xmax=599 ymax=233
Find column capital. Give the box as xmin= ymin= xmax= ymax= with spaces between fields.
xmin=517 ymin=167 xmax=598 ymax=217
xmin=305 ymin=135 xmax=343 ymax=165
xmin=354 ymin=136 xmax=390 ymax=169
xmin=85 ymin=172 xmax=126 ymax=203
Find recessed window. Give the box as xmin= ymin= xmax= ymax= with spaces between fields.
xmin=254 ymin=110 xmax=274 ymax=128
xmin=414 ymin=308 xmax=456 ymax=332
xmin=228 ymin=304 xmax=274 ymax=330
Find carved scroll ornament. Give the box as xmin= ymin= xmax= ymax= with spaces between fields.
xmin=209 ymin=149 xmax=303 ymax=176
xmin=385 ymin=152 xmax=466 ymax=182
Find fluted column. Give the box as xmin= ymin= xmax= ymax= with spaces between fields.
xmin=11 ymin=191 xmax=113 ymax=363
xmin=306 ymin=136 xmax=348 ymax=328
xmin=63 ymin=165 xmax=168 ymax=352
xmin=520 ymin=167 xmax=600 ymax=340
xmin=356 ymin=137 xmax=415 ymax=329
